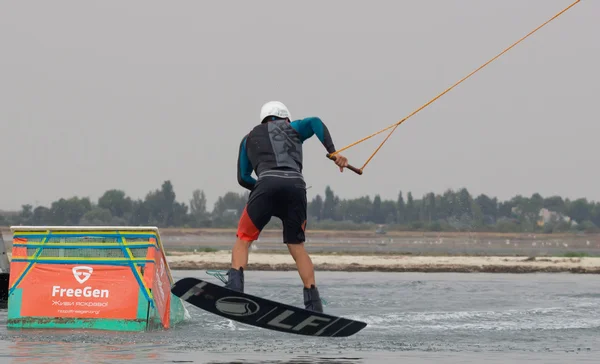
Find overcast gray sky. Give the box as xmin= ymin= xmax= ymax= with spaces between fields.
xmin=1 ymin=0 xmax=598 ymax=212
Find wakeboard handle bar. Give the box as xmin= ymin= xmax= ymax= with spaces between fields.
xmin=326 ymin=154 xmax=363 ymax=175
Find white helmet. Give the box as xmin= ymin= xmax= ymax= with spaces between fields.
xmin=260 ymin=101 xmax=291 ymax=123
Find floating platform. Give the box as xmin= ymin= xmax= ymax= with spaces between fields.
xmin=7 ymin=226 xmax=189 ymax=331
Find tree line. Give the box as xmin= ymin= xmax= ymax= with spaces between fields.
xmin=1 ymin=180 xmax=599 ymax=234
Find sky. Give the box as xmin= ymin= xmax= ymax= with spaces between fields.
xmin=1 ymin=0 xmax=598 ymax=212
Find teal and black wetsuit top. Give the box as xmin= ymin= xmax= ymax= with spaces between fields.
xmin=237 ymin=117 xmax=336 ymax=191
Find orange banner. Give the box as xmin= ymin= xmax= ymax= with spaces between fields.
xmin=152 ymin=252 xmax=171 ymax=328
xmin=19 ymin=264 xmax=140 ymax=319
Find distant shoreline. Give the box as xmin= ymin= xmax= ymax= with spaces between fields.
xmin=153 ymin=228 xmax=598 ymax=239
xmin=3 ymin=227 xmax=600 ymax=272
xmin=2 ymin=226 xmax=598 ymax=239
xmin=165 ymin=251 xmax=600 ymax=274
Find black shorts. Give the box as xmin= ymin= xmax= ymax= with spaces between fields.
xmin=237 ymin=172 xmax=307 ymax=244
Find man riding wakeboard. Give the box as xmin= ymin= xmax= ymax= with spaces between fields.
xmin=225 ymin=101 xmax=349 ymax=313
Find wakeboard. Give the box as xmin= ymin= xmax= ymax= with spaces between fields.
xmin=171 ymin=277 xmax=367 ymax=337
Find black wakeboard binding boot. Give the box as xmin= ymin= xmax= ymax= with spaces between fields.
xmin=303 ymin=284 xmax=324 ymax=313
xmin=224 ymin=267 xmax=244 ymax=293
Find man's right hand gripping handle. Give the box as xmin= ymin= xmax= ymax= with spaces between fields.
xmin=326 ymin=154 xmax=363 ymax=175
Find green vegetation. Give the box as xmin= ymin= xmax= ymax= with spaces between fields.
xmin=164 ymin=247 xmax=220 ymax=255
xmin=2 ymin=180 xmax=600 ymax=234
xmin=561 ymin=252 xmax=596 ymax=258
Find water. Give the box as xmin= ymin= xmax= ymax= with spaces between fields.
xmin=0 ymin=271 xmax=599 ymax=363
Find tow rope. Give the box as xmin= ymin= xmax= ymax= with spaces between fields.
xmin=328 ymin=0 xmax=582 ymax=175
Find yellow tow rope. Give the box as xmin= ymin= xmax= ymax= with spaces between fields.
xmin=328 ymin=0 xmax=582 ymax=175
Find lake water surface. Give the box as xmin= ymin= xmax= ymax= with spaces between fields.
xmin=0 ymin=271 xmax=599 ymax=363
